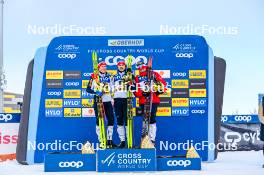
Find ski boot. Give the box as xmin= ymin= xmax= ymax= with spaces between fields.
xmin=107 ymin=140 xmax=117 ymax=149
xmin=117 ymin=141 xmax=126 ymax=148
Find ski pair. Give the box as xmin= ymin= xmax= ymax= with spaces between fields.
xmin=92 ymin=51 xmax=107 ymax=149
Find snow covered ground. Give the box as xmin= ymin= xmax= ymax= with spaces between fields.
xmin=0 ymin=151 xmax=263 ymax=175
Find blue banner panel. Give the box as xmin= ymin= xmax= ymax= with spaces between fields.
xmin=44 ymin=153 xmax=96 ymax=172
xmin=0 ymin=113 xmax=20 ymax=123
xmin=221 ymin=115 xmax=260 ymax=124
xmin=97 ymin=149 xmax=156 ymax=172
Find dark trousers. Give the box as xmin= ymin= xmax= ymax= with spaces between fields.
xmin=114 ymin=98 xmax=128 ymax=126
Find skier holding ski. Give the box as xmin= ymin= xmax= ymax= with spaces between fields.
xmin=134 ymin=60 xmax=167 ymax=146
xmin=112 ymin=59 xmax=133 ymax=148
xmin=86 ymin=58 xmax=116 ymax=148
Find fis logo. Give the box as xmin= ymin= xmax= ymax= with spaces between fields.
xmin=102 ymin=152 xmax=116 ymax=166
xmin=0 ymin=114 xmax=13 ymax=122
xmin=167 ymin=160 xmax=191 ymax=167
xmin=59 ymin=161 xmax=84 ymax=168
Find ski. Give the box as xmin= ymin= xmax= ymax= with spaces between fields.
xmin=92 ymin=51 xmax=107 ymax=149
xmin=126 ymin=55 xmax=134 ymax=148
xmin=141 ymin=56 xmax=154 ymax=139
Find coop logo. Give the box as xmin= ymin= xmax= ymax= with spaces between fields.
xmin=221 ymin=115 xmax=229 ymax=123
xmin=105 ymin=55 xmax=147 ymax=66
xmin=191 ymin=110 xmax=205 ymax=114
xmin=47 ymin=91 xmax=62 ymax=97
xmin=175 ymin=53 xmax=194 ymax=58
xmin=234 ymin=115 xmax=252 ymax=122
xmin=0 ymin=114 xmax=13 ymax=122
xmin=108 ymin=39 xmax=144 ymax=46
xmin=167 ymin=160 xmax=191 ymax=167
xmin=58 ymin=53 xmax=77 ymax=59
xmin=58 ymin=161 xmax=84 ymax=169
xmin=172 ymin=72 xmax=187 ymax=77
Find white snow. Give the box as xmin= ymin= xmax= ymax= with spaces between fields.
xmin=0 ymin=151 xmax=263 ymax=175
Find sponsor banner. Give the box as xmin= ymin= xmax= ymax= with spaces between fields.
xmin=0 ymin=113 xmax=20 ymax=123
xmin=46 ymin=90 xmax=63 ymax=98
xmin=189 ymin=98 xmax=207 ymax=107
xmin=46 ymin=80 xmax=63 ymax=88
xmin=64 ymin=90 xmax=81 ymax=98
xmin=156 ymin=107 xmax=171 ymax=116
xmin=159 ymin=98 xmax=171 ymax=107
xmin=171 ymin=108 xmax=189 ymax=116
xmin=45 ymin=108 xmax=63 ymax=117
xmin=159 ymin=90 xmax=171 ymax=98
xmin=63 ymin=80 xmax=81 ymax=89
xmin=190 ymin=108 xmax=206 ymax=115
xmin=64 ymin=108 xmax=82 ymax=117
xmin=171 ymin=80 xmax=189 ymax=89
xmin=221 ymin=115 xmax=260 ymax=124
xmin=97 ymin=149 xmax=156 ymax=172
xmin=82 ymin=72 xmax=92 ymax=79
xmin=46 ymin=71 xmax=63 ymax=79
xmin=189 ymin=89 xmax=206 ymax=98
xmin=45 ymin=99 xmax=63 ymax=108
xmin=154 ymin=70 xmax=171 ymax=79
xmin=171 ymin=89 xmax=189 ymax=98
xmin=0 ymin=114 xmax=20 ymax=161
xmin=44 ymin=153 xmax=96 ymax=172
xmin=82 ymin=99 xmax=94 ymax=108
xmin=63 ymin=99 xmax=82 ymax=108
xmin=108 ymin=39 xmax=144 ymax=47
xmin=220 ymin=123 xmax=264 ymax=151
xmin=63 ymin=71 xmax=81 ymax=79
xmin=172 ymin=98 xmax=189 ymax=107
xmin=82 ymin=80 xmax=89 ymax=89
xmin=189 ymin=79 xmax=206 ymax=89
xmin=82 ymin=108 xmax=95 ymax=117
xmin=189 ymin=70 xmax=206 ymax=79
xmin=171 ymin=72 xmax=188 ymax=78
xmin=81 ymin=90 xmax=94 ymax=98
xmin=157 ymin=158 xmax=201 ymax=171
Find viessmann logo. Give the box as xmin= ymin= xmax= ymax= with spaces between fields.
xmin=58 ymin=161 xmax=84 ymax=169
xmin=108 ymin=39 xmax=144 ymax=46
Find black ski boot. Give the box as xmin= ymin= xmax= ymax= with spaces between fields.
xmin=117 ymin=141 xmax=126 ymax=148
xmin=107 ymin=140 xmax=117 ymax=149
